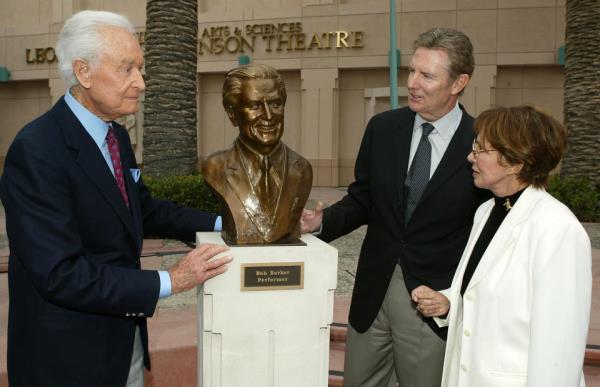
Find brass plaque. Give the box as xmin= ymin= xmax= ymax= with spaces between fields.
xmin=241 ymin=262 xmax=304 ymax=291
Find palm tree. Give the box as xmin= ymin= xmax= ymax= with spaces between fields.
xmin=562 ymin=0 xmax=600 ymax=185
xmin=143 ymin=0 xmax=198 ymax=176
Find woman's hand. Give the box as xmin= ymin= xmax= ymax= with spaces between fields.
xmin=411 ymin=285 xmax=450 ymax=317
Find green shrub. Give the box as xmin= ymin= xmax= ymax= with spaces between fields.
xmin=547 ymin=175 xmax=600 ymax=222
xmin=144 ymin=174 xmax=220 ymax=214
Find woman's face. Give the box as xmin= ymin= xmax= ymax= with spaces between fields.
xmin=467 ymin=137 xmax=522 ymax=196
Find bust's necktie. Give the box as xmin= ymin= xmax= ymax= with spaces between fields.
xmin=106 ymin=127 xmax=130 ymax=207
xmin=404 ymin=122 xmax=435 ymax=224
xmin=260 ymin=156 xmax=270 ymax=195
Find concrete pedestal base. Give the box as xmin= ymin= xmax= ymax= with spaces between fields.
xmin=196 ymin=232 xmax=338 ymax=387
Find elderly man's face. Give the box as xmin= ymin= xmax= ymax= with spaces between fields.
xmin=77 ymin=27 xmax=145 ymax=121
xmin=234 ymin=78 xmax=284 ymax=153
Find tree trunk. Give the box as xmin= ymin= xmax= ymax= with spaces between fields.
xmin=143 ymin=0 xmax=198 ymax=177
xmin=563 ymin=0 xmax=600 ymax=185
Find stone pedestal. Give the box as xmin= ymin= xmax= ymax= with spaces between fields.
xmin=196 ymin=232 xmax=338 ymax=387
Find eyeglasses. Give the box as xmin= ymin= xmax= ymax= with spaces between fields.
xmin=471 ymin=139 xmax=498 ymax=159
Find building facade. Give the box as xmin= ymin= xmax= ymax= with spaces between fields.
xmin=0 ymin=0 xmax=566 ymax=186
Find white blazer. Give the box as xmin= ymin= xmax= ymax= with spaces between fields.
xmin=436 ymin=187 xmax=592 ymax=387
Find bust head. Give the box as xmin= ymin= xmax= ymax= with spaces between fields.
xmin=223 ymin=64 xmax=286 ymax=155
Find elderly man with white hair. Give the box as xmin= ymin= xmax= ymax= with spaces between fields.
xmin=1 ymin=10 xmax=231 ymax=387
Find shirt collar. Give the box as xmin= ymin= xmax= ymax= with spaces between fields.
xmin=235 ymin=138 xmax=285 ymax=188
xmin=236 ymin=138 xmax=284 ymax=168
xmin=414 ymin=102 xmax=462 ymax=141
xmin=64 ymin=89 xmax=110 ymax=148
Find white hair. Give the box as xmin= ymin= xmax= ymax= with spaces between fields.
xmin=56 ymin=10 xmax=135 ymax=87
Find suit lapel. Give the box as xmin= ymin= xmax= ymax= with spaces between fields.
xmin=54 ymin=99 xmax=137 ymax=242
xmin=464 ymin=187 xmax=539 ymax=293
xmin=272 ymin=149 xmax=302 ymax=227
xmin=224 ymin=149 xmax=273 ymax=238
xmin=451 ymin=200 xmax=493 ymax=291
xmin=419 ymin=112 xmax=473 ymax=204
xmin=121 ymin=154 xmax=143 ymax=254
xmin=394 ymin=109 xmax=416 ymax=223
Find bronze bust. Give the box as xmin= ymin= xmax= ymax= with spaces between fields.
xmin=201 ymin=64 xmax=313 ymax=245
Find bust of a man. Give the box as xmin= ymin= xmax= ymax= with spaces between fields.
xmin=201 ymin=64 xmax=313 ymax=245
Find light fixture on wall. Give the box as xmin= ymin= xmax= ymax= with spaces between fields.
xmin=238 ymin=55 xmax=250 ymax=65
xmin=557 ymin=46 xmax=565 ymax=66
xmin=0 ymin=66 xmax=10 ymax=82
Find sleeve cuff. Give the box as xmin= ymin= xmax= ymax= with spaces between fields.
xmin=158 ymin=270 xmax=172 ymax=298
xmin=312 ymin=223 xmax=323 ymax=236
xmin=433 ymin=313 xmax=450 ymax=328
xmin=214 ymin=216 xmax=222 ymax=232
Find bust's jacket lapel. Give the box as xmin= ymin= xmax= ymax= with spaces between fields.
xmin=224 ymin=147 xmax=272 ymax=238
xmin=53 ymin=99 xmax=136 ymax=242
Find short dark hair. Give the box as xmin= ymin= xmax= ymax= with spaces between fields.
xmin=222 ymin=64 xmax=287 ymax=110
xmin=474 ymin=105 xmax=567 ymax=188
xmin=412 ymin=27 xmax=474 ymax=80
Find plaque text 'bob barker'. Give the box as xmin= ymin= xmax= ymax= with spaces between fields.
xmin=241 ymin=262 xmax=304 ymax=291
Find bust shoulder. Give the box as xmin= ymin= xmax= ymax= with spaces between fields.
xmin=282 ymin=143 xmax=313 ymax=183
xmin=201 ymin=147 xmax=234 ymax=182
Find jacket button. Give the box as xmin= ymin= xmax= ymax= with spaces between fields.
xmin=464 ymin=329 xmax=471 ymax=337
xmin=465 ymin=293 xmax=474 ymax=301
xmin=461 ymin=364 xmax=468 ymax=372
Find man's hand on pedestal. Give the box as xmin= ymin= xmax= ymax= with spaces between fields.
xmin=168 ymin=244 xmax=232 ymax=294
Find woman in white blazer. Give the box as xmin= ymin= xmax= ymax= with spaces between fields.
xmin=412 ymin=105 xmax=592 ymax=387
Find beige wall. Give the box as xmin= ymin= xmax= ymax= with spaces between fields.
xmin=0 ymin=0 xmax=568 ymax=185
xmin=494 ymin=66 xmax=564 ymax=121
xmin=0 ymin=80 xmax=52 ymax=169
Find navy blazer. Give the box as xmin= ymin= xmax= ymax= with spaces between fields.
xmin=1 ymin=97 xmax=217 ymax=386
xmin=320 ymin=106 xmax=488 ymax=337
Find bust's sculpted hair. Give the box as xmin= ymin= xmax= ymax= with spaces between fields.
xmin=222 ymin=64 xmax=287 ymax=111
xmin=56 ymin=10 xmax=135 ymax=87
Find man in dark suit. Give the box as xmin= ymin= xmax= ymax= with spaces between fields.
xmin=301 ymin=28 xmax=487 ymax=386
xmin=202 ymin=64 xmax=312 ymax=245
xmin=0 ymin=10 xmax=232 ymax=387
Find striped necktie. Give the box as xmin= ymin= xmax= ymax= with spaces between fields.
xmin=106 ymin=127 xmax=130 ymax=207
xmin=404 ymin=122 xmax=435 ymax=224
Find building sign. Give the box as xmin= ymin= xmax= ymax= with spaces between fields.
xmin=24 ymin=23 xmax=362 ymax=63
xmin=25 ymin=47 xmax=57 ymax=64
xmin=199 ymin=21 xmax=364 ymax=55
xmin=24 ymin=32 xmax=146 ymax=64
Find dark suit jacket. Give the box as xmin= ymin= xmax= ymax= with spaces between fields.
xmin=0 ymin=97 xmax=218 ymax=387
xmin=202 ymin=140 xmax=312 ymax=244
xmin=320 ymin=106 xmax=487 ymax=337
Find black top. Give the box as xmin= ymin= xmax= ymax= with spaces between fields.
xmin=460 ymin=187 xmax=526 ymax=296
